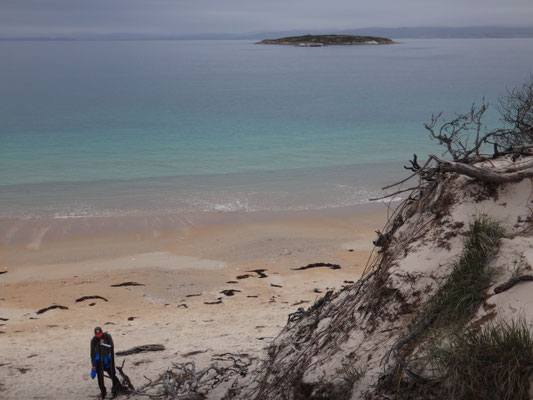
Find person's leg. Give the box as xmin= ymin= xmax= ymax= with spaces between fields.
xmin=107 ymin=367 xmax=121 ymax=397
xmin=96 ymin=364 xmax=107 ymax=398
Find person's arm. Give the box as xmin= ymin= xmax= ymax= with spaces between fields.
xmin=107 ymin=333 xmax=116 ymax=370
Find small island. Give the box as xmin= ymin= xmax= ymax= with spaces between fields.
xmin=256 ymin=34 xmax=396 ymax=47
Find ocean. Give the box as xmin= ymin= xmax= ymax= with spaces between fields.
xmin=1 ymin=38 xmax=533 ymax=218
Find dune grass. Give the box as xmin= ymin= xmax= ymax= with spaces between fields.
xmin=409 ymin=216 xmax=505 ymax=335
xmin=399 ymin=216 xmax=533 ymax=399
xmin=431 ymin=320 xmax=533 ymax=400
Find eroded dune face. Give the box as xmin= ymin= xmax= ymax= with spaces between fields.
xmin=232 ymin=156 xmax=533 ymax=400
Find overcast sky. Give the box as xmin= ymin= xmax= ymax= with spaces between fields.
xmin=2 ymin=0 xmax=533 ymax=36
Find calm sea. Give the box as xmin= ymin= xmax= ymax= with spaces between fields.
xmin=1 ymin=38 xmax=533 ymax=218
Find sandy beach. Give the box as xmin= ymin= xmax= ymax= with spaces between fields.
xmin=0 ymin=203 xmax=387 ymax=399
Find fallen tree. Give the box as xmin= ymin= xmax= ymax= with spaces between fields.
xmin=432 ymin=154 xmax=533 ymax=183
xmin=377 ymin=76 xmax=533 ymax=200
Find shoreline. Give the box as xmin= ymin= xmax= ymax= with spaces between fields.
xmin=0 ymin=203 xmax=387 ymax=398
xmin=0 ymin=201 xmax=393 ymax=267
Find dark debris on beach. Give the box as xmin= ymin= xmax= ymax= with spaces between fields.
xmin=36 ymin=305 xmax=68 ymax=315
xmin=111 ymin=282 xmax=145 ymax=287
xmin=75 ymin=295 xmax=108 ymax=303
xmin=247 ymin=269 xmax=268 ymax=278
xmin=292 ymin=263 xmax=341 ymax=271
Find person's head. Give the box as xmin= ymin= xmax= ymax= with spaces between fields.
xmin=94 ymin=326 xmax=103 ymax=338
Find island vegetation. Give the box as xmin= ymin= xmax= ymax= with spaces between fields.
xmin=256 ymin=34 xmax=396 ymax=47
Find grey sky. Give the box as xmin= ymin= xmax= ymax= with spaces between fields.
xmin=1 ymin=0 xmax=533 ymax=36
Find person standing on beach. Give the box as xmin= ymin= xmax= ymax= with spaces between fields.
xmin=90 ymin=327 xmax=121 ymax=398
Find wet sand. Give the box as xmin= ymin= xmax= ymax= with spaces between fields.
xmin=0 ymin=203 xmax=388 ymax=399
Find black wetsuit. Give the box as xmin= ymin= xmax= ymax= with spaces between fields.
xmin=90 ymin=332 xmax=121 ymax=398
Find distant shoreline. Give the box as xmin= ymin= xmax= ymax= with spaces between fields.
xmin=2 ymin=26 xmax=533 ymax=41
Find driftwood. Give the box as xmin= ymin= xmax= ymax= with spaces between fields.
xmin=36 ymin=305 xmax=68 ymax=314
xmin=270 ymin=284 xmax=282 ymax=288
xmin=0 ymin=270 xmax=7 ymax=275
xmin=97 ymin=360 xmax=136 ymax=397
xmin=247 ymin=269 xmax=268 ymax=278
xmin=494 ymin=275 xmax=533 ymax=294
xmin=111 ymin=282 xmax=145 ymax=287
xmin=185 ymin=293 xmax=202 ymax=298
xmin=430 ymin=155 xmax=533 ymax=183
xmin=131 ymin=356 xmax=252 ymax=399
xmin=116 ymin=359 xmax=135 ymax=391
xmin=133 ymin=356 xmax=253 ymax=399
xmin=75 ymin=295 xmax=108 ymax=303
xmin=116 ymin=344 xmax=166 ymax=356
xmin=236 ymin=274 xmax=252 ymax=279
xmin=0 ymin=318 xmax=8 ymax=321
xmin=291 ymin=263 xmax=341 ymax=271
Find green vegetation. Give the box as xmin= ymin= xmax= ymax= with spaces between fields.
xmin=410 ymin=216 xmax=504 ymax=333
xmin=256 ymin=34 xmax=395 ymax=46
xmin=432 ymin=321 xmax=533 ymax=400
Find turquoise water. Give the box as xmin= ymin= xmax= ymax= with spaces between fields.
xmin=1 ymin=39 xmax=533 ymax=217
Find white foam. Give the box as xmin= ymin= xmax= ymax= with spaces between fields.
xmin=1 ymin=182 xmax=397 ymax=219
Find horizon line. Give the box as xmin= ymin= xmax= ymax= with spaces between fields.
xmin=3 ymin=25 xmax=533 ymax=41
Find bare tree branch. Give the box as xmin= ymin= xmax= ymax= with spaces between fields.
xmin=424 ymin=101 xmax=509 ymax=162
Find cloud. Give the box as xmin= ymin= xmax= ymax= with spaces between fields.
xmin=1 ymin=0 xmax=532 ymax=36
